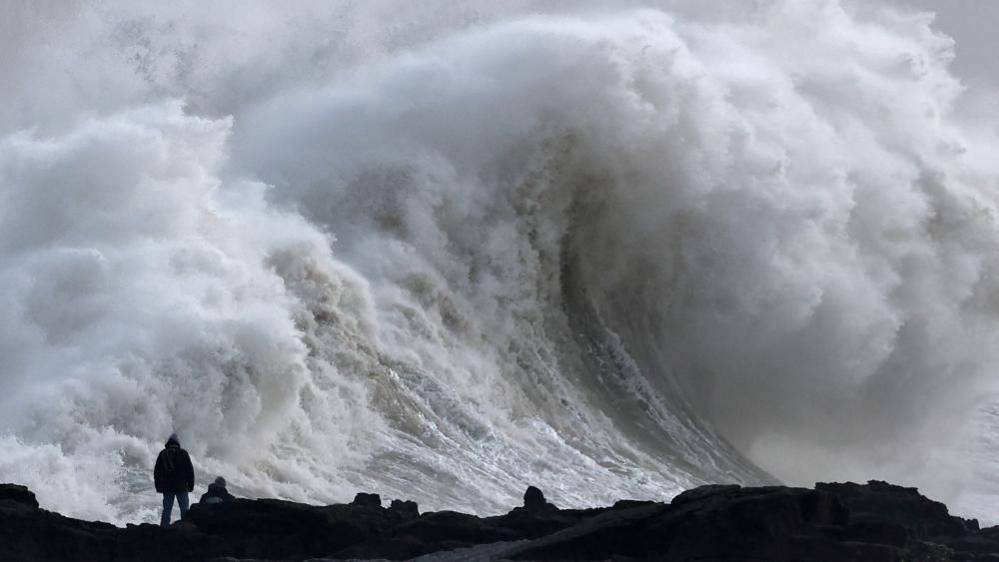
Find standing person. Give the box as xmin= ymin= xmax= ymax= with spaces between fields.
xmin=153 ymin=433 xmax=195 ymax=527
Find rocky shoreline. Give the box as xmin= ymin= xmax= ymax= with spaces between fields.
xmin=2 ymin=480 xmax=997 ymax=561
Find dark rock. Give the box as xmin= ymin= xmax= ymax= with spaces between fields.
xmin=506 ymin=502 xmax=670 ymax=560
xmin=331 ymin=510 xmax=518 ymax=560
xmin=489 ymin=505 xmax=597 ymax=541
xmin=506 ymin=483 xmax=963 ymax=561
xmin=116 ymin=523 xmax=224 ymax=562
xmin=508 ymin=485 xmax=850 ymax=561
xmin=388 ymin=499 xmax=419 ymax=519
xmin=351 ymin=492 xmax=382 ymax=508
xmin=4 ymin=479 xmax=999 ymax=561
xmin=385 ymin=510 xmax=516 ymax=545
xmin=611 ymin=499 xmax=656 ymax=509
xmin=327 ymin=533 xmax=433 ymax=560
xmin=0 ymin=483 xmax=39 ymax=509
xmin=517 ymin=485 xmax=558 ymax=515
xmin=0 ymin=503 xmax=118 ymax=562
xmin=524 ymin=485 xmax=546 ymax=510
xmin=0 ymin=491 xmax=216 ymax=562
xmin=669 ymin=483 xmax=741 ymax=507
xmin=817 ymin=480 xmax=977 ymax=539
xmin=182 ymin=498 xmax=400 ymax=559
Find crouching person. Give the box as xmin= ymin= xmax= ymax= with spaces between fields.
xmin=200 ymin=476 xmax=235 ymax=504
xmin=154 ymin=433 xmax=195 ymax=527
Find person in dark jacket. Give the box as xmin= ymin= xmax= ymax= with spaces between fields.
xmin=153 ymin=433 xmax=195 ymax=527
xmin=199 ymin=476 xmax=236 ymax=504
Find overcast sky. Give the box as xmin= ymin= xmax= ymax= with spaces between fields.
xmin=893 ymin=0 xmax=999 ymax=87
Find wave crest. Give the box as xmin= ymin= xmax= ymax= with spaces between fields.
xmin=1 ymin=1 xmax=998 ymax=523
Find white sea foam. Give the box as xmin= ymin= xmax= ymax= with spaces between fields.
xmin=1 ymin=0 xmax=998 ymax=524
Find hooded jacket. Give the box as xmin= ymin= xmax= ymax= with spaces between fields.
xmin=153 ymin=435 xmax=195 ymax=494
xmin=199 ymin=477 xmax=236 ymax=504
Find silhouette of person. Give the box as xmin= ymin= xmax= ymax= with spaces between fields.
xmin=200 ymin=476 xmax=236 ymax=504
xmin=153 ymin=433 xmax=195 ymax=527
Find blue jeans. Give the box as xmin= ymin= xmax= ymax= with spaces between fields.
xmin=161 ymin=490 xmax=190 ymax=527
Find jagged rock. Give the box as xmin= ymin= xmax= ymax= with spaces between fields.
xmin=817 ymin=480 xmax=978 ymax=538
xmin=517 ymin=485 xmax=558 ymax=514
xmin=351 ymin=492 xmax=382 ymax=508
xmin=116 ymin=523 xmax=224 ymax=561
xmin=388 ymin=499 xmax=419 ymax=520
xmin=503 ymin=486 xmax=846 ymax=560
xmin=489 ymin=505 xmax=598 ymax=540
xmin=523 ymin=485 xmax=546 ymax=510
xmin=611 ymin=499 xmax=657 ymax=509
xmin=182 ymin=498 xmax=401 ymax=559
xmin=0 ymin=494 xmax=219 ymax=562
xmin=330 ymin=510 xmax=516 ymax=559
xmin=3 ymin=480 xmax=999 ymax=561
xmin=0 ymin=483 xmax=39 ymax=509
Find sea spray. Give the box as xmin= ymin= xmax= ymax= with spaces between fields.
xmin=1 ymin=0 xmax=998 ymax=524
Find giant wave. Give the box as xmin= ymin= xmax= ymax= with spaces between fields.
xmin=2 ymin=0 xmax=999 ymax=525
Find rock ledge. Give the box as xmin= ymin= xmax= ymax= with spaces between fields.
xmin=0 ymin=480 xmax=992 ymax=561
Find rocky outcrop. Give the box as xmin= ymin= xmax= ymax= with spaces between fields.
xmin=388 ymin=499 xmax=419 ymax=520
xmin=351 ymin=492 xmax=383 ymax=508
xmin=0 ymin=483 xmax=38 ymax=509
xmin=0 ymin=483 xmax=218 ymax=562
xmin=816 ymin=481 xmax=979 ymax=539
xmin=1 ymin=480 xmax=997 ymax=561
xmin=522 ymin=485 xmax=554 ymax=512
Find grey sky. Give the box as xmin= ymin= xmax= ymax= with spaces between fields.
xmin=893 ymin=0 xmax=999 ymax=87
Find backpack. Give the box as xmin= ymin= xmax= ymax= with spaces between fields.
xmin=161 ymin=447 xmax=179 ymax=478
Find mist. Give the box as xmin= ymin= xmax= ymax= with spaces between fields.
xmin=1 ymin=0 xmax=998 ymax=525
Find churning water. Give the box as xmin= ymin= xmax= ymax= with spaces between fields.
xmin=2 ymin=0 xmax=999 ymax=525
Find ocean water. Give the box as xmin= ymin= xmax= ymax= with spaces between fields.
xmin=1 ymin=0 xmax=998 ymax=526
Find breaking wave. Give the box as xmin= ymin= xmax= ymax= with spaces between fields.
xmin=2 ymin=0 xmax=999 ymax=524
